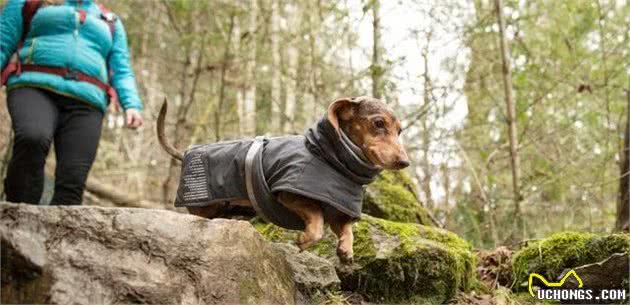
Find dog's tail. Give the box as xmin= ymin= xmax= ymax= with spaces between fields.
xmin=157 ymin=98 xmax=184 ymax=161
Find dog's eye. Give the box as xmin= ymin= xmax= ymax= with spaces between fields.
xmin=374 ymin=119 xmax=386 ymax=129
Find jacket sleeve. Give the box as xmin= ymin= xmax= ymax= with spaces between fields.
xmin=108 ymin=17 xmax=143 ymax=111
xmin=1 ymin=0 xmax=25 ymax=70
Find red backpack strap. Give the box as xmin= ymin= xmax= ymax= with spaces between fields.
xmin=97 ymin=3 xmax=116 ymax=35
xmin=96 ymin=3 xmax=120 ymax=111
xmin=2 ymin=0 xmax=43 ymax=84
xmin=21 ymin=0 xmax=44 ymax=42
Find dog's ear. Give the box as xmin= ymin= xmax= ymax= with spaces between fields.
xmin=327 ymin=97 xmax=361 ymax=131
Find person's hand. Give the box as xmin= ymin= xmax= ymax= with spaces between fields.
xmin=125 ymin=109 xmax=143 ymax=129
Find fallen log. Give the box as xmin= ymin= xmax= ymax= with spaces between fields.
xmin=43 ymin=158 xmax=157 ymax=209
xmin=84 ymin=177 xmax=154 ymax=208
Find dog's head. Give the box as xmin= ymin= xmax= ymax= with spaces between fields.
xmin=327 ymin=96 xmax=409 ymax=170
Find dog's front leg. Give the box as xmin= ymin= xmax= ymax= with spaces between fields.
xmin=277 ymin=192 xmax=324 ymax=250
xmin=329 ymin=214 xmax=354 ymax=263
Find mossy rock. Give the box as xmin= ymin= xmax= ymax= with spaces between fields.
xmin=253 ymin=215 xmax=475 ymax=304
xmin=363 ymin=171 xmax=434 ymax=225
xmin=511 ymin=231 xmax=630 ymax=291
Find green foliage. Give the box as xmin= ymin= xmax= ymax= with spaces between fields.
xmin=454 ymin=0 xmax=630 ymax=246
xmin=445 ymin=199 xmax=494 ymax=249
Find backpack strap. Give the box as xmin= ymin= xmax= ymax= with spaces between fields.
xmin=1 ymin=0 xmax=43 ymax=84
xmin=97 ymin=3 xmax=116 ymax=35
xmin=21 ymin=0 xmax=44 ymax=43
xmin=96 ymin=2 xmax=118 ymax=111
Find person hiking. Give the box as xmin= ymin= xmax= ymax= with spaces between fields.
xmin=1 ymin=0 xmax=143 ymax=205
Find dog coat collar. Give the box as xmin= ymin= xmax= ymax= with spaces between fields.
xmin=304 ymin=117 xmax=381 ymax=185
xmin=339 ymin=128 xmax=369 ymax=163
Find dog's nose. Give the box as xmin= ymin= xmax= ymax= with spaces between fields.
xmin=395 ymin=159 xmax=410 ymax=169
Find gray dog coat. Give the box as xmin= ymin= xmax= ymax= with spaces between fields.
xmin=175 ymin=117 xmax=381 ymax=230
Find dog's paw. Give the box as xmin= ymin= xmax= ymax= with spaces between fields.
xmin=296 ymin=234 xmax=312 ymax=251
xmin=296 ymin=231 xmax=324 ymax=251
xmin=339 ymin=255 xmax=353 ymax=265
xmin=336 ymin=248 xmax=354 ymax=264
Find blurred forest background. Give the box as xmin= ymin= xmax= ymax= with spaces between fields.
xmin=0 ymin=0 xmax=628 ymax=249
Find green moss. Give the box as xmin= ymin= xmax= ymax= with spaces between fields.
xmin=253 ymin=218 xmax=339 ymax=259
xmin=252 ymin=219 xmax=289 ymax=241
xmin=363 ymin=171 xmax=434 ymax=225
xmin=362 ymin=216 xmax=473 ymax=268
xmin=341 ymin=216 xmax=475 ymax=304
xmin=326 ymin=218 xmax=371 ymax=260
xmin=378 ymin=170 xmax=417 ymax=191
xmin=512 ymin=232 xmax=630 ymax=290
xmin=367 ymin=216 xmax=469 ymax=249
xmin=252 ymin=216 xmax=476 ymax=304
xmin=310 ymin=234 xmax=337 ymax=258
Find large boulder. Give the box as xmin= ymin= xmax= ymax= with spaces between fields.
xmin=255 ymin=215 xmax=475 ymax=304
xmin=512 ymin=231 xmax=630 ymax=291
xmin=0 ymin=202 xmax=296 ymax=305
xmin=363 ymin=171 xmax=434 ymax=225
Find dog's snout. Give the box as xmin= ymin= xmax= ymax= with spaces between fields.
xmin=394 ymin=159 xmax=410 ymax=169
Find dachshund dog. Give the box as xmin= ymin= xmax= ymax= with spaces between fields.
xmin=157 ymin=96 xmax=409 ymax=262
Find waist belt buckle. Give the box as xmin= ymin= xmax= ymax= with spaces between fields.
xmin=65 ymin=69 xmax=79 ymax=80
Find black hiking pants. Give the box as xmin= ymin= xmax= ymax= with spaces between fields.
xmin=4 ymin=87 xmax=103 ymax=205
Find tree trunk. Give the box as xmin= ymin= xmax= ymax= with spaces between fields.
xmin=616 ymin=89 xmax=630 ymax=232
xmin=420 ymin=126 xmax=434 ymax=209
xmin=494 ymin=0 xmax=523 ymax=239
xmin=307 ymin=4 xmax=320 ymax=123
xmin=420 ymin=45 xmax=434 ymax=209
xmin=283 ymin=49 xmax=298 ymax=133
xmin=214 ymin=14 xmax=236 ymax=141
xmin=371 ymin=0 xmax=382 ymax=99
xmin=243 ymin=13 xmax=258 ymax=136
xmin=283 ymin=5 xmax=299 ymax=134
xmin=344 ymin=0 xmax=355 ymax=92
xmin=242 ymin=0 xmax=258 ymax=136
xmin=235 ymin=14 xmax=244 ymax=137
xmin=270 ymin=0 xmax=282 ymax=133
xmin=440 ymin=162 xmax=450 ymax=209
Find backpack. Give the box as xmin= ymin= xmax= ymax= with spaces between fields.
xmin=1 ymin=0 xmax=120 ymax=111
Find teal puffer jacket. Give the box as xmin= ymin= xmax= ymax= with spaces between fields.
xmin=0 ymin=0 xmax=142 ymax=112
